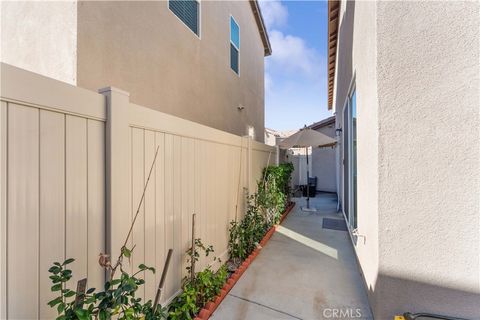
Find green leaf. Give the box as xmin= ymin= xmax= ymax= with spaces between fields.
xmin=49 ymin=275 xmax=62 ymax=283
xmin=48 ymin=297 xmax=62 ymax=307
xmin=86 ymin=287 xmax=95 ymax=294
xmin=125 ymin=307 xmax=134 ymax=317
xmin=75 ymin=309 xmax=89 ymax=320
xmin=121 ymin=247 xmax=131 ymax=258
xmin=57 ymin=303 xmax=65 ymax=314
xmin=62 ymin=258 xmax=75 ymax=265
xmin=48 ymin=266 xmax=62 ymax=275
xmin=99 ymin=310 xmax=107 ymax=320
xmin=64 ymin=290 xmax=75 ymax=298
xmin=61 ymin=269 xmax=72 ymax=276
xmin=51 ymin=284 xmax=62 ymax=292
xmin=84 ymin=296 xmax=96 ymax=304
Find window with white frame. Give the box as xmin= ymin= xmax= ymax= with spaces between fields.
xmin=230 ymin=16 xmax=240 ymax=74
xmin=169 ymin=0 xmax=200 ymax=36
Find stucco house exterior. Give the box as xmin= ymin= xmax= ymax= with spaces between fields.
xmin=1 ymin=0 xmax=270 ymax=141
xmin=328 ymin=0 xmax=479 ymax=318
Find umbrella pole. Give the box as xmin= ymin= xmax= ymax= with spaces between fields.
xmin=306 ymin=146 xmax=310 ymax=209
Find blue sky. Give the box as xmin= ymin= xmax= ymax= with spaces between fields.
xmin=259 ymin=0 xmax=331 ymax=131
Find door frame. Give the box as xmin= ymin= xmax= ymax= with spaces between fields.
xmin=342 ymin=77 xmax=357 ymax=229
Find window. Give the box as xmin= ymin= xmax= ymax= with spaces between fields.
xmin=169 ymin=0 xmax=200 ymax=36
xmin=230 ymin=16 xmax=240 ymax=74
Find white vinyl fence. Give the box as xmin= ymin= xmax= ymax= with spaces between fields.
xmin=0 ymin=63 xmax=276 ymax=319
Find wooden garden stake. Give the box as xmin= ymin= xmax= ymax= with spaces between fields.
xmin=74 ymin=278 xmax=87 ymax=308
xmin=108 ymin=146 xmax=160 ymax=280
xmin=153 ymin=248 xmax=173 ymax=314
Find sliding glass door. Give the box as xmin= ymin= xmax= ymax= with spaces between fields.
xmin=351 ymin=90 xmax=357 ymax=228
xmin=342 ymin=89 xmax=357 ymax=229
xmin=342 ymin=101 xmax=349 ymax=223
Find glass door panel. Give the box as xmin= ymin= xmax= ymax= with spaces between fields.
xmin=342 ymin=102 xmax=349 ymax=221
xmin=351 ymin=90 xmax=357 ymax=228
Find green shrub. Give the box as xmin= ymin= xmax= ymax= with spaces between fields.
xmin=167 ymin=284 xmax=198 ymax=320
xmin=228 ymin=198 xmax=268 ymax=262
xmin=168 ymin=240 xmax=228 ymax=319
xmin=194 ymin=265 xmax=228 ymax=307
xmin=228 ymin=163 xmax=294 ymax=264
xmin=257 ymin=174 xmax=285 ymax=226
xmin=262 ymin=163 xmax=294 ymax=197
xmin=47 ymin=258 xmax=167 ymax=320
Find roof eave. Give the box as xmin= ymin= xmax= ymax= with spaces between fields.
xmin=327 ymin=0 xmax=340 ymax=110
xmin=308 ymin=116 xmax=336 ymax=130
xmin=250 ymin=0 xmax=272 ymax=57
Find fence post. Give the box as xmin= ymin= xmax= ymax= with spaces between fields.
xmin=0 ymin=101 xmax=6 ymax=319
xmin=99 ymin=87 xmax=131 ymax=270
xmin=247 ymin=136 xmax=252 ymax=195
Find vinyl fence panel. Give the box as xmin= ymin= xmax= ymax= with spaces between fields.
xmin=0 ymin=63 xmax=277 ymax=317
xmin=1 ymin=64 xmax=106 ymax=319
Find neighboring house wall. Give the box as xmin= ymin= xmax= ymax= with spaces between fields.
xmin=1 ymin=1 xmax=78 ymax=85
xmin=311 ymin=121 xmax=336 ymax=193
xmin=333 ymin=1 xmax=480 ymax=318
xmin=76 ymin=1 xmax=265 ymax=141
xmin=1 ymin=1 xmax=267 ymax=142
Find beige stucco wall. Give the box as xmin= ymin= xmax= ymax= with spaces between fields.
xmin=311 ymin=124 xmax=336 ymax=193
xmin=375 ymin=1 xmax=480 ymax=318
xmin=333 ymin=0 xmax=380 ymax=307
xmin=1 ymin=1 xmax=77 ymax=85
xmin=76 ymin=0 xmax=265 ymax=141
xmin=334 ymin=1 xmax=480 ymax=318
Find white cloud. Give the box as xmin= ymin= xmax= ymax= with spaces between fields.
xmin=268 ymin=30 xmax=320 ymax=76
xmin=259 ymin=0 xmax=288 ymax=30
xmin=265 ymin=72 xmax=273 ymax=92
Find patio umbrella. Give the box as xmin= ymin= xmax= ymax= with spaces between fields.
xmin=279 ymin=126 xmax=336 ymax=211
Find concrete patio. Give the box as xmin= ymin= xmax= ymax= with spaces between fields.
xmin=211 ymin=194 xmax=373 ymax=320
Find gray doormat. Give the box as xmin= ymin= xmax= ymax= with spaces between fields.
xmin=322 ymin=218 xmax=348 ymax=231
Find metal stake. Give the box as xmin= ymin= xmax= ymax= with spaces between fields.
xmin=153 ymin=248 xmax=173 ymax=314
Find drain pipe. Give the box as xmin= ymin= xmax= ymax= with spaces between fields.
xmin=402 ymin=312 xmax=471 ymax=320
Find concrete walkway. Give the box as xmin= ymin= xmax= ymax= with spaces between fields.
xmin=211 ymin=194 xmax=373 ymax=320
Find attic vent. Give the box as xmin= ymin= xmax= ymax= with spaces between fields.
xmin=169 ymin=0 xmax=199 ymax=36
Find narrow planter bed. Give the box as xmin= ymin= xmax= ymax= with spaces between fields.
xmin=194 ymin=201 xmax=296 ymax=320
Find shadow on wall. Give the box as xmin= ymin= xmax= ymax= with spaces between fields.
xmin=369 ymin=273 xmax=480 ymax=320
xmin=334 ymin=2 xmax=480 ymax=319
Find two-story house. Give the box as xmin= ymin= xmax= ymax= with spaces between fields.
xmin=1 ymin=0 xmax=271 ymax=141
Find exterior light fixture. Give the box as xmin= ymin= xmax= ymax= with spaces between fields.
xmin=247 ymin=125 xmax=255 ymax=139
xmin=335 ymin=128 xmax=342 ymax=137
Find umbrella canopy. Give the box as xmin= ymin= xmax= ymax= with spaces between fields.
xmin=278 ymin=126 xmax=336 ymax=211
xmin=279 ymin=127 xmax=336 ymax=149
